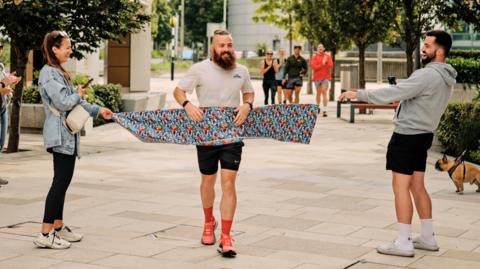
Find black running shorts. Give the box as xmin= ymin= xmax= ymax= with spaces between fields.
xmin=196 ymin=142 xmax=244 ymax=175
xmin=386 ymin=132 xmax=434 ymax=175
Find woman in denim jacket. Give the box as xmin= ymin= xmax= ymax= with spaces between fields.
xmin=33 ymin=31 xmax=113 ymax=249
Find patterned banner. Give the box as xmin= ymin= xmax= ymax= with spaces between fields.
xmin=112 ymin=104 xmax=318 ymax=145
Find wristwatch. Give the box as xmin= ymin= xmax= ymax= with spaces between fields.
xmin=182 ymin=100 xmax=190 ymax=108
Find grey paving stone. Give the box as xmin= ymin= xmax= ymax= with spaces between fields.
xmin=239 ymin=214 xmax=320 ymax=231
xmin=409 ymin=255 xmax=480 ymax=269
xmin=284 ymin=195 xmax=377 ymax=211
xmin=110 ymin=210 xmax=183 ymax=223
xmin=250 ymin=235 xmax=372 ymax=259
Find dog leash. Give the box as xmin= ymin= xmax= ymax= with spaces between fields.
xmin=448 ymin=151 xmax=467 ymax=181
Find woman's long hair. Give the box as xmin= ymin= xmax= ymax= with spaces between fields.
xmin=41 ymin=31 xmax=70 ymax=80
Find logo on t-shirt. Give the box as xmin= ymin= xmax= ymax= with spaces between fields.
xmin=233 ymin=74 xmax=242 ymax=79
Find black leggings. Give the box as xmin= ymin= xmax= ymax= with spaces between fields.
xmin=43 ymin=150 xmax=76 ymax=224
xmin=262 ymin=80 xmax=277 ymax=105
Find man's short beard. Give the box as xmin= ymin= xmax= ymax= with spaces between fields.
xmin=421 ymin=51 xmax=436 ymax=66
xmin=213 ymin=50 xmax=236 ymax=70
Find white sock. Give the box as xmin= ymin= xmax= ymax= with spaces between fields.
xmin=395 ymin=223 xmax=413 ymax=250
xmin=420 ymin=219 xmax=436 ymax=244
xmin=323 ymin=105 xmax=327 ymax=111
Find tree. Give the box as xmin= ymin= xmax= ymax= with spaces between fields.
xmin=394 ymin=0 xmax=459 ymax=76
xmin=295 ymin=0 xmax=353 ymax=100
xmin=335 ymin=0 xmax=397 ymax=89
xmin=252 ymin=0 xmax=302 ymax=55
xmin=171 ymin=0 xmax=224 ymax=55
xmin=0 ymin=0 xmax=150 ymax=152
xmin=151 ymin=0 xmax=174 ymax=49
xmin=444 ymin=0 xmax=480 ymax=31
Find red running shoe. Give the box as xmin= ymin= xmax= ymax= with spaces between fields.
xmin=201 ymin=219 xmax=217 ymax=245
xmin=217 ymin=233 xmax=237 ymax=257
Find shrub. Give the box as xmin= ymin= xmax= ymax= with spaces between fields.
xmin=450 ymin=49 xmax=480 ymax=59
xmin=88 ymin=83 xmax=123 ymax=126
xmin=437 ymin=102 xmax=480 ymax=164
xmin=447 ymin=57 xmax=480 ymax=85
xmin=22 ymin=85 xmax=42 ymax=104
xmin=71 ymin=73 xmax=90 ymax=86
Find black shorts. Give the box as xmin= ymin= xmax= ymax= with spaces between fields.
xmin=285 ymin=77 xmax=303 ymax=90
xmin=386 ymin=132 xmax=434 ymax=175
xmin=196 ymin=142 xmax=244 ymax=175
xmin=275 ymin=80 xmax=285 ymax=88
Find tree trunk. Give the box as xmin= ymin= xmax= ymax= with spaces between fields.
xmin=288 ymin=14 xmax=293 ymax=55
xmin=358 ymin=43 xmax=366 ymax=114
xmin=7 ymin=44 xmax=29 ymax=153
xmin=329 ymin=47 xmax=336 ymax=101
xmin=307 ymin=41 xmax=313 ymax=95
xmin=406 ymin=50 xmax=414 ymax=77
xmin=358 ymin=42 xmax=366 ymax=89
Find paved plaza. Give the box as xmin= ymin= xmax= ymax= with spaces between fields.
xmin=1 ymin=77 xmax=480 ymax=269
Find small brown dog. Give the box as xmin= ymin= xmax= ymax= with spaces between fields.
xmin=435 ymin=153 xmax=480 ymax=194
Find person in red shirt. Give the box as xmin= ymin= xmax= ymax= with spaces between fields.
xmin=311 ymin=44 xmax=333 ymax=117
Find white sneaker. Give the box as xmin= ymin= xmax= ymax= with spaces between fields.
xmin=377 ymin=241 xmax=414 ymax=257
xmin=33 ymin=232 xmax=71 ymax=249
xmin=413 ymin=236 xmax=439 ymax=251
xmin=56 ymin=225 xmax=83 ymax=242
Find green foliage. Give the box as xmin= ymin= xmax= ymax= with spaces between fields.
xmin=151 ymin=49 xmax=165 ymax=59
xmin=171 ymin=0 xmax=224 ymax=52
xmin=393 ymin=0 xmax=459 ymax=76
xmin=151 ymin=60 xmax=192 ymax=73
xmin=88 ymin=84 xmax=123 ymax=126
xmin=252 ymin=0 xmax=302 ymax=43
xmin=447 ymin=57 xmax=480 ymax=85
xmin=71 ymin=74 xmax=90 ymax=87
xmin=22 ymin=85 xmax=42 ymax=104
xmin=440 ymin=0 xmax=480 ymax=32
xmin=437 ymin=102 xmax=480 ymax=164
xmin=151 ymin=0 xmax=173 ymax=48
xmin=294 ymin=0 xmax=353 ymax=52
xmin=0 ymin=0 xmax=150 ymax=59
xmin=0 ymin=42 xmax=10 ymax=67
xmin=450 ymin=49 xmax=480 ymax=59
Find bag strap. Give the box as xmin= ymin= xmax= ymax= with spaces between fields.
xmin=46 ymin=100 xmax=61 ymax=117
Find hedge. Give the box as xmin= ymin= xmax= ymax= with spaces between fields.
xmin=437 ymin=102 xmax=480 ymax=164
xmin=449 ymin=49 xmax=480 ymax=60
xmin=22 ymin=82 xmax=123 ymax=127
xmin=447 ymin=57 xmax=480 ymax=85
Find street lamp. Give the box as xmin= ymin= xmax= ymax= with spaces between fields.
xmin=169 ymin=16 xmax=177 ymax=81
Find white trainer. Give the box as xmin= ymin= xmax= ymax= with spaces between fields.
xmin=413 ymin=236 xmax=439 ymax=251
xmin=33 ymin=232 xmax=71 ymax=249
xmin=377 ymin=241 xmax=414 ymax=257
xmin=56 ymin=225 xmax=83 ymax=242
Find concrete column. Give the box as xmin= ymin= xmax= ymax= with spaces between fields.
xmin=376 ymin=42 xmax=383 ymax=83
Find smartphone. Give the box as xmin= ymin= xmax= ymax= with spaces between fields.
xmin=83 ymin=78 xmax=94 ymax=88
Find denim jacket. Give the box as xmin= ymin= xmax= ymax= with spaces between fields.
xmin=38 ymin=65 xmax=100 ymax=157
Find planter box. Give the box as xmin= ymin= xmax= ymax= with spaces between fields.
xmin=121 ymin=92 xmax=166 ymax=112
xmin=9 ymin=103 xmax=92 ymax=135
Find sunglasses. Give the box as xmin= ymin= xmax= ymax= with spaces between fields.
xmin=266 ymin=53 xmax=273 ymax=55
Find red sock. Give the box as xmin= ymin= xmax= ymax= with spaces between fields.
xmin=222 ymin=219 xmax=233 ymax=236
xmin=203 ymin=207 xmax=214 ymax=222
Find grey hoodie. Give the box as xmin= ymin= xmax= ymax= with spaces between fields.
xmin=356 ymin=62 xmax=457 ymax=135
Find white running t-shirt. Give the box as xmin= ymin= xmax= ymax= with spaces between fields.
xmin=177 ymin=59 xmax=254 ymax=107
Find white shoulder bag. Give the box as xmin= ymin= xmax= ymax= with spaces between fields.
xmin=48 ymin=103 xmax=90 ymax=134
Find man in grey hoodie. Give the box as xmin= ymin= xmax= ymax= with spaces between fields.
xmin=339 ymin=30 xmax=457 ymax=257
